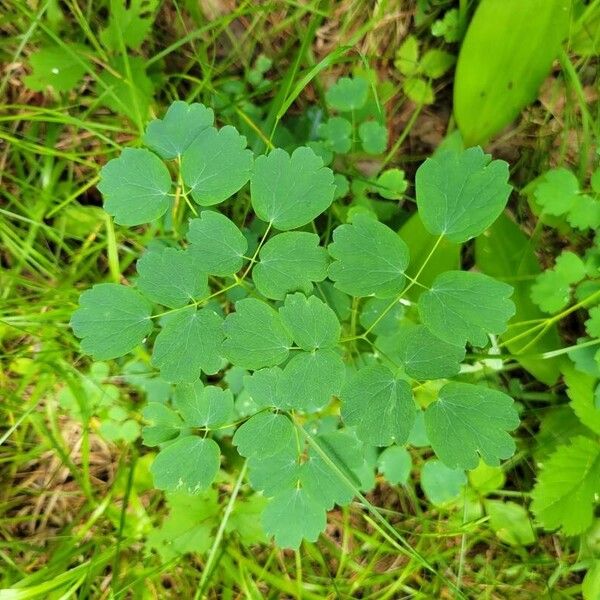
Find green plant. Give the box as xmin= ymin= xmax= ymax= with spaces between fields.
xmin=69 ymin=100 xmax=523 ymax=550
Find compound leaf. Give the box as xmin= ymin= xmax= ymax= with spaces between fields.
xmin=136 ymin=246 xmax=208 ymax=308
xmin=233 ymin=412 xmax=295 ymax=459
xmin=415 ymin=147 xmax=511 ymax=242
xmin=424 ymin=382 xmax=519 ymax=469
xmin=223 ymin=298 xmax=292 ymax=369
xmin=341 ymin=364 xmax=416 ymax=446
xmin=181 ymin=126 xmax=253 ymax=206
xmin=376 ymin=324 xmax=465 ymax=380
xmin=328 ymin=213 xmax=409 ymax=298
xmin=173 ymin=382 xmax=234 ymax=428
xmin=278 ymin=349 xmax=345 ymax=412
xmin=418 ymin=270 xmax=515 ymax=347
xmin=531 ymin=436 xmax=600 ymax=535
xmin=71 ymin=283 xmax=153 ymax=360
xmin=252 ymin=232 xmax=329 ymax=300
xmin=250 ymin=147 xmax=335 ymax=230
xmin=318 ymin=117 xmax=352 ymax=153
xmin=279 ymin=293 xmax=341 ymax=351
xmin=187 ymin=211 xmax=248 ymax=276
xmin=151 ymin=436 xmax=220 ymax=493
xmin=262 ymin=487 xmax=326 ymax=549
xmin=98 ymin=148 xmax=172 ymax=226
xmin=152 ymin=307 xmax=224 ymax=382
xmin=144 ymin=101 xmax=214 ymax=159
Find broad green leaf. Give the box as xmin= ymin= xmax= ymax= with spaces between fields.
xmin=403 ymin=78 xmax=434 ymax=105
xmin=71 ymin=283 xmax=153 ymax=360
xmin=585 ymin=306 xmax=600 ymax=338
xmin=144 ymin=101 xmax=214 ymax=159
xmin=248 ymin=444 xmax=300 ymax=495
xmin=152 ymin=307 xmax=224 ymax=383
xmin=376 ymin=324 xmax=465 ymax=380
xmin=418 ymin=270 xmax=515 ymax=347
xmin=568 ymin=194 xmax=600 ymax=230
xmin=151 ymin=436 xmax=220 ymax=493
xmin=243 ymin=367 xmax=282 ymax=409
xmin=485 ymin=500 xmax=536 ymax=546
xmin=187 ymin=211 xmax=248 ymax=276
xmin=318 ymin=117 xmax=352 ymax=153
xmin=563 ymin=363 xmax=600 ymax=436
xmin=358 ymin=121 xmax=388 ymax=154
xmin=395 ymin=35 xmax=420 ymax=76
xmin=531 ymin=436 xmax=600 ymax=535
xmin=328 ymin=213 xmax=409 ymax=298
xmin=223 ymin=298 xmax=292 ymax=369
xmin=233 ymin=412 xmax=295 ymax=459
xmin=341 ymin=364 xmax=416 ymax=446
xmin=100 ymin=0 xmax=158 ymax=51
xmin=530 ymin=270 xmax=572 ymax=313
xmin=98 ymin=148 xmax=172 ymax=226
xmin=262 ymin=487 xmax=326 ymax=549
xmin=431 ymin=8 xmax=460 ymax=42
xmin=301 ymin=430 xmax=364 ymax=509
xmin=374 ymin=168 xmax=408 ymax=200
xmin=278 ymin=349 xmax=345 ymax=412
xmin=325 ymin=77 xmax=369 ymax=112
xmin=24 ymin=43 xmax=89 ymax=92
xmin=147 ymin=490 xmax=219 ymax=560
xmin=454 ymin=0 xmax=570 ymax=145
xmin=142 ymin=402 xmax=182 ymax=446
xmin=136 ymin=247 xmax=208 ymax=308
xmin=173 ymin=382 xmax=233 ymax=427
xmin=377 ymin=446 xmax=412 ymax=485
xmin=250 ymin=147 xmax=335 ymax=230
xmin=534 ymin=168 xmax=579 ymax=216
xmin=468 ymin=461 xmax=506 ymax=494
xmin=279 ymin=293 xmax=340 ymax=351
xmin=421 ymin=49 xmax=456 ymax=79
xmin=421 ymin=459 xmax=466 ymax=505
xmin=415 ymin=147 xmax=511 ymax=242
xmin=424 ymin=382 xmax=519 ymax=469
xmin=181 ymin=126 xmax=253 ymax=206
xmin=252 ymin=232 xmax=329 ymax=300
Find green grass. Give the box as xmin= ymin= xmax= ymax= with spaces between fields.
xmin=1 ymin=0 xmax=598 ymax=598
